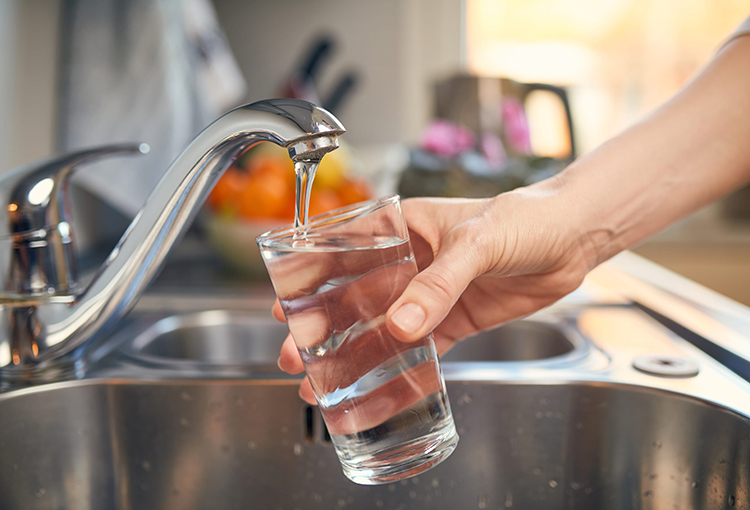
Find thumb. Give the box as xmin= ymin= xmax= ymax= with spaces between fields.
xmin=386 ymin=242 xmax=482 ymax=343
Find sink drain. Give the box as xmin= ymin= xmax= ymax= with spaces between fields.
xmin=633 ymin=355 xmax=699 ymax=378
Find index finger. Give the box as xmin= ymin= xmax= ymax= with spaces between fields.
xmin=272 ymin=298 xmax=286 ymax=322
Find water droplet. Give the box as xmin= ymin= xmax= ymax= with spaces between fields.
xmin=409 ymin=491 xmax=417 ymax=500
xmin=532 ymin=467 xmax=542 ymax=475
xmin=344 ymin=409 xmax=350 ymax=414
xmin=653 ymin=441 xmax=662 ymax=449
xmin=401 ymin=480 xmax=409 ymax=486
xmin=584 ymin=487 xmax=593 ymax=495
xmin=142 ymin=461 xmax=152 ymax=472
xmin=691 ymin=481 xmax=699 ymax=489
xmin=312 ymin=493 xmax=322 ymax=503
xmin=375 ymin=500 xmax=384 ymax=508
xmin=388 ymin=484 xmax=396 ymax=492
xmin=478 ymin=494 xmax=489 ymax=508
xmin=12 ymin=464 xmax=18 ymax=470
xmin=549 ymin=480 xmax=558 ymax=488
xmin=644 ymin=490 xmax=654 ymax=498
xmin=180 ymin=392 xmax=192 ymax=401
xmin=337 ymin=498 xmax=346 ymax=508
xmin=458 ymin=394 xmax=473 ymax=406
xmin=729 ymin=495 xmax=736 ymax=507
xmin=412 ymin=477 xmax=420 ymax=485
xmin=281 ymin=426 xmax=289 ymax=433
xmin=247 ymin=441 xmax=258 ymax=450
xmin=649 ymin=473 xmax=658 ymax=480
xmin=535 ymin=411 xmax=543 ymax=419
xmin=571 ymin=482 xmax=581 ymax=490
xmin=431 ymin=478 xmax=440 ymax=488
xmin=180 ymin=417 xmax=190 ymax=427
xmin=504 ymin=492 xmax=513 ymax=508
xmin=35 ymin=489 xmax=45 ymax=498
xmin=293 ymin=443 xmax=303 ymax=456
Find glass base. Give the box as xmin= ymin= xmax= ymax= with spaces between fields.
xmin=338 ymin=416 xmax=459 ymax=485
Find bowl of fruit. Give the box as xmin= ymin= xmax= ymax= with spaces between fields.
xmin=203 ymin=142 xmax=372 ymax=276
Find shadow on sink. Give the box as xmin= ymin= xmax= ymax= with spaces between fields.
xmin=119 ymin=311 xmax=579 ymax=369
xmin=0 ymin=380 xmax=747 ymax=509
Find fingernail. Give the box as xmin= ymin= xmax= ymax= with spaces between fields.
xmin=391 ymin=303 xmax=426 ymax=334
xmin=277 ymin=357 xmax=285 ymax=372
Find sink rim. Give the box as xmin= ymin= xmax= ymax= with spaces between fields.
xmin=3 ymin=376 xmax=749 ymax=423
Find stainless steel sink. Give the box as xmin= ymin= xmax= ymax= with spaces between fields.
xmin=0 ymin=379 xmax=748 ymax=510
xmin=114 ymin=310 xmax=580 ymax=369
xmin=120 ymin=310 xmax=289 ymax=371
xmin=441 ymin=320 xmax=576 ymax=362
xmin=4 ymin=297 xmax=750 ymax=509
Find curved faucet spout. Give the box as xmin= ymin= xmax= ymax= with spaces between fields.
xmin=1 ymin=99 xmax=344 ymax=375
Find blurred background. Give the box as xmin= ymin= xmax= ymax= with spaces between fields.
xmin=0 ymin=0 xmax=749 ymax=301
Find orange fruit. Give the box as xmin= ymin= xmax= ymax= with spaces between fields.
xmin=337 ymin=177 xmax=373 ymax=206
xmin=207 ymin=169 xmax=249 ymax=213
xmin=237 ymin=169 xmax=292 ymax=220
xmin=308 ymin=189 xmax=343 ymax=218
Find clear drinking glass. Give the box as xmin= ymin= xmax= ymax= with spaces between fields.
xmin=256 ymin=195 xmax=458 ymax=485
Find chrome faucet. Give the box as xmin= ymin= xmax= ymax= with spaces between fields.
xmin=0 ymin=98 xmax=344 ymax=382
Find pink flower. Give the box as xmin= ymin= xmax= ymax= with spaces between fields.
xmin=481 ymin=133 xmax=507 ymax=166
xmin=421 ymin=120 xmax=476 ymax=157
xmin=502 ymin=98 xmax=532 ymax=155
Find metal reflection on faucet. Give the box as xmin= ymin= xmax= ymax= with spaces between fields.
xmin=0 ymin=98 xmax=345 ymax=381
xmin=27 ymin=178 xmax=55 ymax=206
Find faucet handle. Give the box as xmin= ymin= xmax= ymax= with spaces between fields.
xmin=0 ymin=143 xmax=149 ymax=301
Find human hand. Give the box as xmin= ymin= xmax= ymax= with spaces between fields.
xmin=383 ymin=187 xmax=595 ymax=351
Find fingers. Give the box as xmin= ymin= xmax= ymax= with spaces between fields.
xmin=277 ymin=333 xmax=305 ymax=374
xmin=299 ymin=376 xmax=317 ymax=405
xmin=277 ymin=333 xmax=317 ymax=406
xmin=272 ymin=299 xmax=286 ymax=322
xmin=386 ymin=239 xmax=483 ymax=343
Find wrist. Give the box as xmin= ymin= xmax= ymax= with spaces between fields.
xmin=534 ymin=166 xmax=618 ymax=270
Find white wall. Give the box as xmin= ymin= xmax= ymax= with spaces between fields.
xmin=0 ymin=0 xmax=20 ymax=174
xmin=0 ymin=0 xmax=60 ymax=174
xmin=213 ymin=0 xmax=465 ymax=147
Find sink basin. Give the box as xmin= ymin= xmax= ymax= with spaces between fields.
xmin=118 ymin=311 xmax=578 ymax=368
xmin=0 ymin=379 xmax=747 ymax=509
xmin=441 ymin=320 xmax=576 ymax=362
xmin=120 ymin=310 xmax=289 ymax=371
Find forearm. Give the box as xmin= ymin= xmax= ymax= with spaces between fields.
xmin=549 ymin=36 xmax=750 ymax=267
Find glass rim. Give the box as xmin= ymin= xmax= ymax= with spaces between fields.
xmin=256 ymin=194 xmax=401 ymax=248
